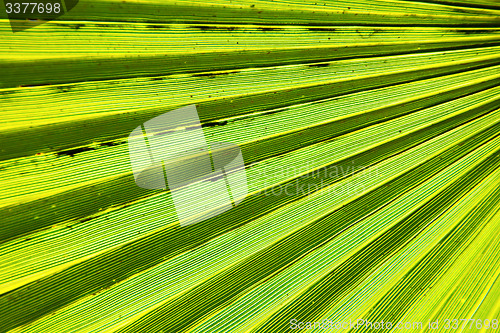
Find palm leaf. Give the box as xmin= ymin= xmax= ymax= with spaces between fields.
xmin=1 ymin=0 xmax=500 ymax=331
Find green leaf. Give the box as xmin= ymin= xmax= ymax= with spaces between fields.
xmin=1 ymin=0 xmax=500 ymax=331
